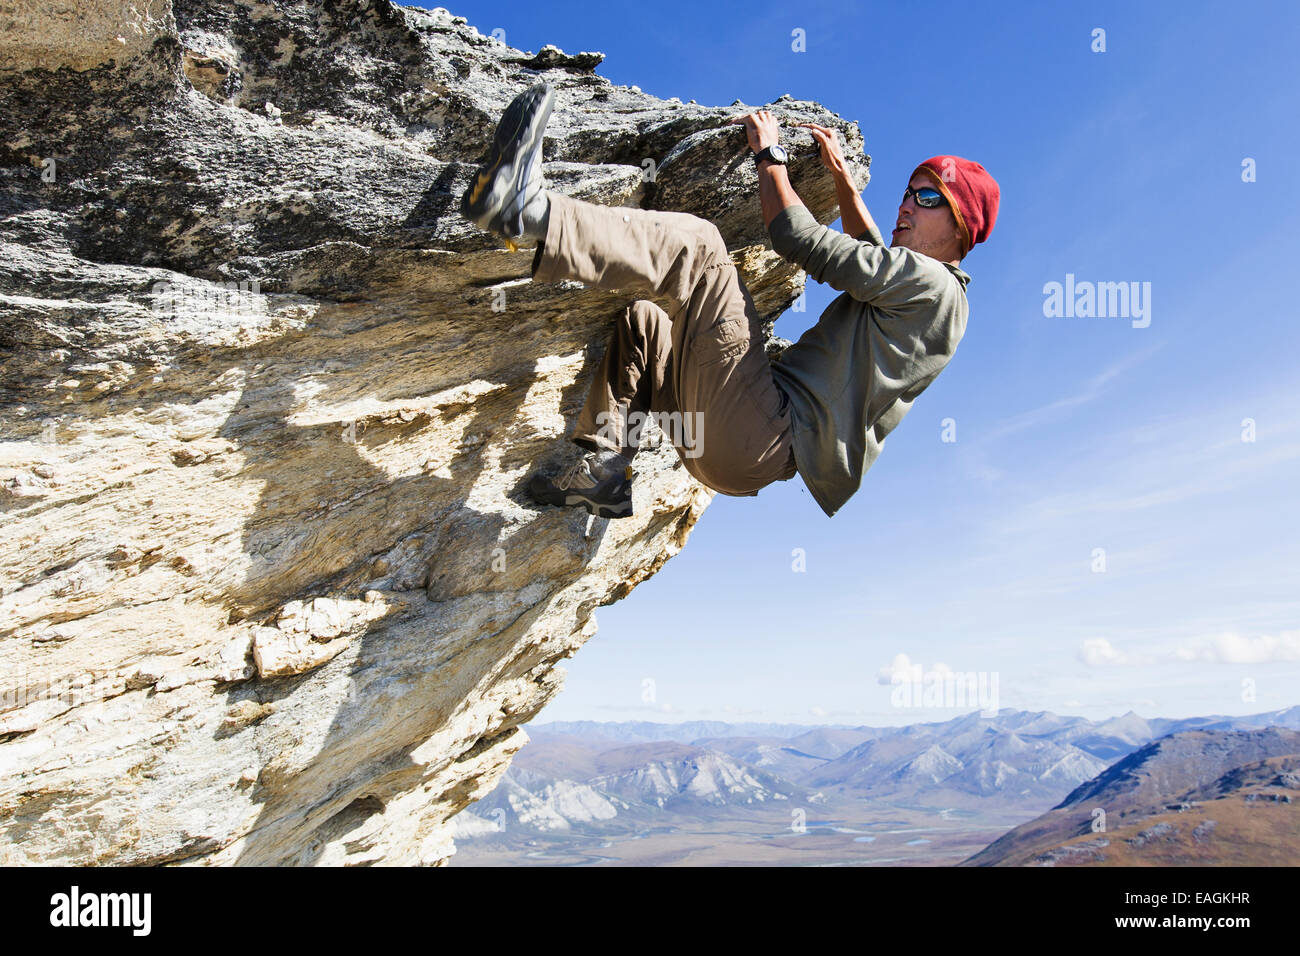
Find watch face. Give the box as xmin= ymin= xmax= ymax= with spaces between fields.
xmin=770 ymin=144 xmax=789 ymax=163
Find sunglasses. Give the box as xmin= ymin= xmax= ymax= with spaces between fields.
xmin=902 ymin=185 xmax=948 ymax=208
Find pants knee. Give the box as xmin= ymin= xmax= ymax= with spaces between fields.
xmin=625 ymin=298 xmax=670 ymax=329
xmin=671 ymin=212 xmax=728 ymax=264
xmin=699 ymin=222 xmax=729 ymax=262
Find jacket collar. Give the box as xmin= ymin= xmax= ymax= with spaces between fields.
xmin=943 ymin=261 xmax=972 ymax=290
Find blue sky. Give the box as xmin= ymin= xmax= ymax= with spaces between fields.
xmin=429 ymin=0 xmax=1300 ymax=726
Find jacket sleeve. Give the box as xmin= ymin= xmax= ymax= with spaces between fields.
xmin=769 ymin=203 xmax=945 ymax=313
xmin=852 ymin=222 xmax=885 ymax=246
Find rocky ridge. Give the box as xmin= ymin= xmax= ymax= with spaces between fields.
xmin=0 ymin=0 xmax=869 ymax=864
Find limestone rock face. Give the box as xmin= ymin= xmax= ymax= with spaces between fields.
xmin=0 ymin=0 xmax=869 ymax=865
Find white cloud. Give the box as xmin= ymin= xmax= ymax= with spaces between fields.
xmin=1078 ymin=636 xmax=1151 ymax=667
xmin=1174 ymin=630 xmax=1300 ymax=664
xmin=877 ymin=653 xmax=952 ymax=684
xmin=877 ymin=653 xmax=913 ymax=684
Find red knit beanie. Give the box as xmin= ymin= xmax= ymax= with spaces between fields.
xmin=912 ymin=156 xmax=999 ymax=256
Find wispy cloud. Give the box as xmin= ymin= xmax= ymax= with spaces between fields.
xmin=973 ymin=342 xmax=1166 ymax=448
xmin=1175 ymin=630 xmax=1300 ymax=664
xmin=981 ymin=390 xmax=1300 ymax=538
xmin=958 ymin=343 xmax=1166 ymax=483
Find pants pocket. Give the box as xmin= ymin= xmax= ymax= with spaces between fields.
xmin=692 ymin=313 xmax=749 ymax=367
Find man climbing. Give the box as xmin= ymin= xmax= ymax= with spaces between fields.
xmin=460 ymin=80 xmax=999 ymax=519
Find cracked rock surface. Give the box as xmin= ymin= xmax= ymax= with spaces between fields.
xmin=0 ymin=0 xmax=869 ymax=865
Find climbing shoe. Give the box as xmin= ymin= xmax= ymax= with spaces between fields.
xmin=527 ymin=451 xmax=634 ymax=519
xmin=460 ymin=79 xmax=555 ymax=243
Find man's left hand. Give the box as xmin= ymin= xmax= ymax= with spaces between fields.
xmin=727 ymin=109 xmax=781 ymax=154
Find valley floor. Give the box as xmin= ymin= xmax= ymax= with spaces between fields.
xmin=448 ymin=797 xmax=1041 ymax=866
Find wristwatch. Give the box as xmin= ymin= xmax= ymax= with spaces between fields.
xmin=753 ymin=143 xmax=789 ymax=167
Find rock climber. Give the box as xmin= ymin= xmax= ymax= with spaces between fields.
xmin=460 ymin=80 xmax=999 ymax=519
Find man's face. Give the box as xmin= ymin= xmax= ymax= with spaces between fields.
xmin=890 ymin=172 xmax=966 ymax=262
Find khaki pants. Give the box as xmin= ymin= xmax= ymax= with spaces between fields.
xmin=531 ymin=191 xmax=797 ymax=497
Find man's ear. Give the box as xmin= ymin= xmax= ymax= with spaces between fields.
xmin=949 ymin=217 xmax=966 ymax=259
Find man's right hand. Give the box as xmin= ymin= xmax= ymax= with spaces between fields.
xmin=728 ymin=109 xmax=781 ymax=155
xmin=798 ymin=122 xmax=848 ymax=178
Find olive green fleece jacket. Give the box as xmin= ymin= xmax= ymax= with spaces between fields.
xmin=766 ymin=203 xmax=971 ymax=517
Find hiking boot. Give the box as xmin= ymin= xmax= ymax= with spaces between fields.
xmin=527 ymin=451 xmax=634 ymax=519
xmin=460 ymin=80 xmax=555 ymax=243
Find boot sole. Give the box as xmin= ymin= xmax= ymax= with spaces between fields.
xmin=527 ymin=487 xmax=634 ymax=519
xmin=566 ymin=494 xmax=633 ymax=519
xmin=462 ymin=82 xmax=555 ymax=235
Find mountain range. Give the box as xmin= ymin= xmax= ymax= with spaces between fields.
xmin=962 ymin=727 xmax=1300 ymax=865
xmin=449 ymin=706 xmax=1300 ymax=865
